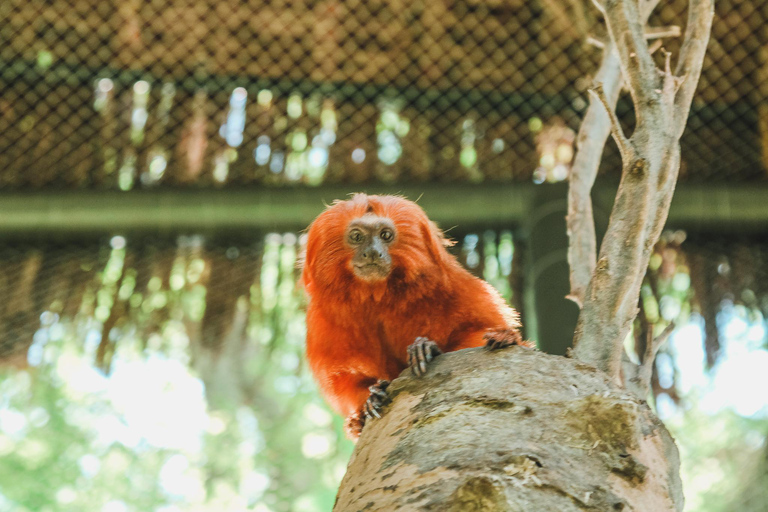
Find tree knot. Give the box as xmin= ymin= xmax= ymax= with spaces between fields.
xmin=629 ymin=158 xmax=647 ymax=177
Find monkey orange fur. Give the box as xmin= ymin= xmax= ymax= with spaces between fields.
xmin=301 ymin=194 xmax=529 ymax=437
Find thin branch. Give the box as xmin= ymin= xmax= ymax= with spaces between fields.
xmin=673 ymin=0 xmax=716 ymax=136
xmin=637 ymin=322 xmax=675 ymax=393
xmin=647 ymin=39 xmax=664 ymax=56
xmin=589 ymin=85 xmax=632 ymax=160
xmin=587 ymin=35 xmax=606 ymax=49
xmin=602 ymin=0 xmax=662 ymax=122
xmin=566 ymin=0 xmax=666 ymax=309
xmin=644 ymin=25 xmax=682 ymax=40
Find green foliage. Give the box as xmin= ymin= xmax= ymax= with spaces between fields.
xmin=0 ymin=236 xmax=353 ymax=512
xmin=667 ymin=407 xmax=768 ymax=512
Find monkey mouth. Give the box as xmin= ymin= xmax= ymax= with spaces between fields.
xmin=353 ymin=263 xmax=391 ymax=280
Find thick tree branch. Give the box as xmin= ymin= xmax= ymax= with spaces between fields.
xmin=337 ymin=348 xmax=684 ymax=511
xmin=571 ymin=0 xmax=714 ymax=383
xmin=566 ymin=0 xmax=673 ymax=308
xmin=602 ymin=0 xmax=662 ymax=119
xmin=566 ymin=45 xmax=622 ymax=307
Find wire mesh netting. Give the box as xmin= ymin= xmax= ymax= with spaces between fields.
xmin=0 ymin=231 xmax=524 ymax=367
xmin=1 ymin=0 xmax=766 ymax=189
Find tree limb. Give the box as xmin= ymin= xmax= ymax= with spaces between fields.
xmin=571 ymin=0 xmax=714 ymax=383
xmin=602 ymin=0 xmax=663 ymax=125
xmin=566 ymin=0 xmax=672 ymax=307
xmin=673 ymin=0 xmax=716 ymax=136
xmin=623 ymin=321 xmax=675 ymax=397
xmin=639 ymin=322 xmax=675 ymax=390
xmin=644 ymin=25 xmax=682 ymax=40
xmin=566 ymin=44 xmax=622 ymax=307
xmin=337 ymin=348 xmax=684 ymax=511
xmin=589 ymin=85 xmax=632 ymax=159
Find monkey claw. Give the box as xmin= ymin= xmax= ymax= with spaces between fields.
xmin=484 ymin=328 xmax=529 ymax=350
xmin=363 ymin=379 xmax=390 ymax=421
xmin=408 ymin=337 xmax=443 ymax=376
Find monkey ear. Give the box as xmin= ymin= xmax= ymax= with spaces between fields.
xmin=420 ymin=220 xmax=452 ymax=264
xmin=296 ymin=242 xmax=308 ymax=270
xmin=299 ymin=225 xmax=319 ymax=293
xmin=299 ymin=256 xmax=312 ymax=294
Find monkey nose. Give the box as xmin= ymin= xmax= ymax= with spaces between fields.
xmin=362 ymin=248 xmax=382 ymax=262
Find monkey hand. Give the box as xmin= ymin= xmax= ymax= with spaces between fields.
xmin=408 ymin=337 xmax=443 ymax=376
xmin=344 ymin=379 xmax=390 ymax=440
xmin=344 ymin=412 xmax=365 ymax=440
xmin=363 ymin=379 xmax=390 ymax=420
xmin=484 ymin=328 xmax=534 ymax=350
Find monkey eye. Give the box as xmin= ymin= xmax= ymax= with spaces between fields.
xmin=379 ymin=228 xmax=394 ymax=242
xmin=348 ymin=229 xmax=365 ymax=244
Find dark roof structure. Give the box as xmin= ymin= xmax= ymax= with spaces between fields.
xmin=1 ymin=0 xmax=766 ymax=189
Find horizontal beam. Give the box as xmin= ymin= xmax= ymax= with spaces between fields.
xmin=0 ymin=185 xmax=535 ymax=236
xmin=0 ymin=182 xmax=765 ymax=236
xmin=594 ymin=183 xmax=768 ymax=233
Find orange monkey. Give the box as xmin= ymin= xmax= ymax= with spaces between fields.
xmin=301 ymin=194 xmax=529 ymax=438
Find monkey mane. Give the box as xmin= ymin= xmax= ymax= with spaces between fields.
xmin=301 ymin=194 xmax=458 ymax=304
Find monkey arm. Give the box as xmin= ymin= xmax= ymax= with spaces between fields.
xmin=311 ymin=363 xmax=392 ymax=439
xmin=305 ymin=308 xmax=381 ymax=416
xmin=318 ymin=369 xmax=379 ymax=417
xmin=442 ymin=278 xmax=528 ymax=351
xmin=446 ymin=325 xmax=530 ymax=351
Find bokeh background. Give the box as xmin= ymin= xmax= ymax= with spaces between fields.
xmin=0 ymin=1 xmax=767 ymax=511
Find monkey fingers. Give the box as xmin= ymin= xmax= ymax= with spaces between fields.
xmin=344 ymin=412 xmax=365 ymax=440
xmin=363 ymin=379 xmax=390 ymax=422
xmin=407 ymin=337 xmax=443 ymax=376
xmin=484 ymin=328 xmax=533 ymax=350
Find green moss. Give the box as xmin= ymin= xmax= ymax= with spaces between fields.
xmin=571 ymin=395 xmax=639 ymax=452
xmin=447 ymin=477 xmax=509 ymax=512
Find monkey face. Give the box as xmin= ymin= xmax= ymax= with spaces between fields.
xmin=345 ymin=214 xmax=396 ymax=281
xmin=302 ymin=194 xmax=453 ymax=295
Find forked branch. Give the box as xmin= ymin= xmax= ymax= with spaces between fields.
xmin=570 ymin=0 xmax=714 ymax=384
xmin=566 ymin=0 xmax=671 ymax=307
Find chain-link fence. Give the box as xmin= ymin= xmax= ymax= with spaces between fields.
xmin=1 ymin=0 xmax=766 ymax=189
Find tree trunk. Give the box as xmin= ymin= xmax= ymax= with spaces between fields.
xmin=335 ymin=347 xmax=682 ymax=511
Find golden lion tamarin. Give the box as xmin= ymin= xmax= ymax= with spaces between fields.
xmin=302 ymin=194 xmax=530 ymax=438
